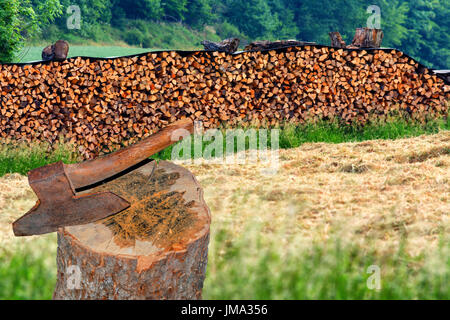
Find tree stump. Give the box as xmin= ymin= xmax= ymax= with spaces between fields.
xmin=53 ymin=160 xmax=211 ymax=300
xmin=328 ymin=31 xmax=346 ymax=48
xmin=350 ymin=28 xmax=383 ymax=48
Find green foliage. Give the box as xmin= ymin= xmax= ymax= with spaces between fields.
xmin=185 ymin=0 xmax=214 ymax=27
xmin=53 ymin=0 xmax=113 ymax=39
xmin=224 ymin=0 xmax=280 ymax=39
xmin=0 ymin=0 xmax=62 ymax=62
xmin=215 ymin=21 xmax=246 ymax=40
xmin=370 ymin=0 xmax=409 ymax=47
xmin=18 ymin=0 xmax=449 ymax=69
xmin=162 ymin=0 xmax=188 ymax=21
xmin=398 ymin=0 xmax=450 ymax=69
xmin=111 ymin=0 xmax=163 ymax=21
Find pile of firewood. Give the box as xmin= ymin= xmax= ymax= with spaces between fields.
xmin=0 ymin=45 xmax=449 ymax=159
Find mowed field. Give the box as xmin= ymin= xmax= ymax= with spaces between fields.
xmin=0 ymin=132 xmax=448 ymax=299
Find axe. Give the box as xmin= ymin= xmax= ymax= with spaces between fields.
xmin=13 ymin=119 xmax=194 ymax=237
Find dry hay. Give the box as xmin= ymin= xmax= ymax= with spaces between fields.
xmin=0 ymin=132 xmax=448 ymax=256
xmin=183 ymin=131 xmax=449 ymax=256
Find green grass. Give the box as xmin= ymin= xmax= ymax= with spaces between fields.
xmin=0 ymin=116 xmax=448 ymax=176
xmin=151 ymin=115 xmax=450 ymax=160
xmin=203 ymin=225 xmax=449 ymax=299
xmin=0 ymin=141 xmax=79 ymax=176
xmin=276 ymin=115 xmax=450 ymax=148
xmin=14 ymin=21 xmax=221 ymax=63
xmin=0 ymin=247 xmax=56 ymax=300
xmin=0 ymin=231 xmax=447 ymax=299
xmin=14 ymin=46 xmax=154 ymax=63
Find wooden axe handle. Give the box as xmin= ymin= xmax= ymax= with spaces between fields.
xmin=66 ymin=118 xmax=194 ymax=189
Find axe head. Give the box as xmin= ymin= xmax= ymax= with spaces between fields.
xmin=13 ymin=161 xmax=130 ymax=236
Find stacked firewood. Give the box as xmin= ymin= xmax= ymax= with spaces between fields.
xmin=0 ymin=45 xmax=449 ymax=159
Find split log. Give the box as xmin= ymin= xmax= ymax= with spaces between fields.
xmin=329 ymin=32 xmax=346 ymax=48
xmin=53 ymin=160 xmax=211 ymax=300
xmin=351 ymin=28 xmax=383 ymax=48
xmin=201 ymin=38 xmax=240 ymax=53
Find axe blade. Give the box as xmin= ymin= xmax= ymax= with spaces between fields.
xmin=12 ymin=119 xmax=194 ymax=236
xmin=12 ymin=162 xmax=130 ymax=236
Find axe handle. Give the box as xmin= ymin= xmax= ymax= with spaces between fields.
xmin=66 ymin=118 xmax=194 ymax=189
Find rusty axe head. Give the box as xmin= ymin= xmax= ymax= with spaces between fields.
xmin=13 ymin=161 xmax=130 ymax=236
xmin=12 ymin=119 xmax=194 ymax=236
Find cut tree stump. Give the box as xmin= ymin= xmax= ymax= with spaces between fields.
xmin=53 ymin=160 xmax=211 ymax=300
xmin=350 ymin=28 xmax=383 ymax=48
xmin=329 ymin=31 xmax=346 ymax=48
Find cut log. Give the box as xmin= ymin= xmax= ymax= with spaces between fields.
xmin=201 ymin=38 xmax=240 ymax=53
xmin=350 ymin=28 xmax=383 ymax=48
xmin=329 ymin=31 xmax=346 ymax=48
xmin=244 ymin=40 xmax=316 ymax=51
xmin=53 ymin=160 xmax=211 ymax=300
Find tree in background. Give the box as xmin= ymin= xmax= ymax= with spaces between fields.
xmin=184 ymin=0 xmax=214 ymax=28
xmin=284 ymin=0 xmax=367 ymax=44
xmin=54 ymin=0 xmax=113 ymax=38
xmin=111 ymin=0 xmax=163 ymax=22
xmin=0 ymin=0 xmax=62 ymax=62
xmin=399 ymin=0 xmax=450 ymax=69
xmin=370 ymin=0 xmax=409 ymax=48
xmin=161 ymin=0 xmax=188 ymax=22
xmin=267 ymin=0 xmax=298 ymax=39
xmin=223 ymin=0 xmax=280 ymax=39
xmin=3 ymin=0 xmax=449 ymax=69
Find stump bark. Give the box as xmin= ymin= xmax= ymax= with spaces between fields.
xmin=350 ymin=28 xmax=383 ymax=48
xmin=329 ymin=31 xmax=346 ymax=48
xmin=53 ymin=160 xmax=211 ymax=300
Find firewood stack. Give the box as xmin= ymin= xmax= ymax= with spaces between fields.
xmin=0 ymin=45 xmax=449 ymax=159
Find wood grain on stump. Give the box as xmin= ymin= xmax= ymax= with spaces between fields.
xmin=53 ymin=160 xmax=211 ymax=300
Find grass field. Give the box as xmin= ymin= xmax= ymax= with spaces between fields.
xmin=0 ymin=129 xmax=448 ymax=299
xmin=14 ymin=46 xmax=156 ymax=63
xmin=14 ymin=21 xmax=221 ymax=63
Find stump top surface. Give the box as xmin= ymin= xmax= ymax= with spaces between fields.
xmin=62 ymin=161 xmax=210 ymax=258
